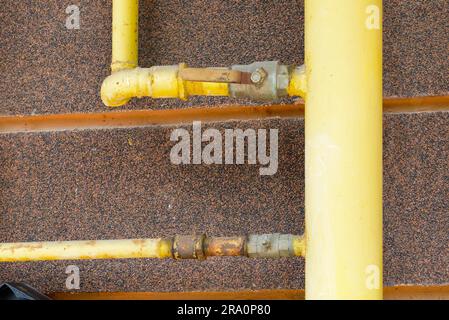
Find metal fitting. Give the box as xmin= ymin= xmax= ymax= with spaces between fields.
xmin=173 ymin=234 xmax=206 ymax=260
xmin=278 ymin=234 xmax=297 ymax=257
xmin=230 ymin=61 xmax=290 ymax=101
xmin=247 ymin=233 xmax=297 ymax=258
xmin=250 ymin=68 xmax=268 ymax=85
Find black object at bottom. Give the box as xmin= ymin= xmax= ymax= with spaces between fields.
xmin=0 ymin=282 xmax=50 ymax=300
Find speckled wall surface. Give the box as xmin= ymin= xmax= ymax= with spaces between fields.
xmin=0 ymin=0 xmax=448 ymax=115
xmin=0 ymin=113 xmax=447 ymax=293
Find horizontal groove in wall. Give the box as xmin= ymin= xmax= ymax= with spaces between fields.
xmin=383 ymin=96 xmax=449 ymax=113
xmin=50 ymin=285 xmax=449 ymax=300
xmin=0 ymin=96 xmax=447 ymax=134
xmin=0 ymin=104 xmax=303 ymax=134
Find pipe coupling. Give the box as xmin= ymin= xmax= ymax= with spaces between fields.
xmin=172 ymin=234 xmax=206 ymax=260
xmin=172 ymin=233 xmax=303 ymax=259
xmin=247 ymin=233 xmax=298 ymax=258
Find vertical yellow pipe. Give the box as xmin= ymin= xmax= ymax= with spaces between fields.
xmin=305 ymin=0 xmax=383 ymax=299
xmin=111 ymin=0 xmax=138 ymax=72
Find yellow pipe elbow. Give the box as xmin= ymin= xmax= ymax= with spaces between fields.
xmin=101 ymin=66 xmax=182 ymax=107
xmin=101 ymin=68 xmax=152 ymax=107
xmin=101 ymin=65 xmax=231 ymax=107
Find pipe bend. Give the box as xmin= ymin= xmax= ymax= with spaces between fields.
xmin=101 ymin=67 xmax=152 ymax=107
xmin=101 ymin=66 xmax=183 ymax=107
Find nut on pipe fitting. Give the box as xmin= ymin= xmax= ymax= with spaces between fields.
xmin=173 ymin=234 xmax=206 ymax=260
xmin=230 ymin=61 xmax=292 ymax=101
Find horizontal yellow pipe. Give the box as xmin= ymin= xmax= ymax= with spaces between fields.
xmin=0 ymin=234 xmax=305 ymax=262
xmin=101 ymin=64 xmax=306 ymax=107
xmin=293 ymin=235 xmax=306 ymax=257
xmin=105 ymin=0 xmax=305 ymax=107
xmin=0 ymin=239 xmax=173 ymax=262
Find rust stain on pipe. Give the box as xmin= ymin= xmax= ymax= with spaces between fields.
xmin=0 ymin=104 xmax=303 ymax=134
xmin=204 ymin=236 xmax=247 ymax=257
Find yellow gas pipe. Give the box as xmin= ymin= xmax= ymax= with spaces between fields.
xmin=111 ymin=0 xmax=138 ymax=72
xmin=101 ymin=64 xmax=229 ymax=107
xmin=304 ymin=0 xmax=383 ymax=299
xmin=0 ymin=234 xmax=305 ymax=262
xmin=101 ymin=0 xmax=305 ymax=107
